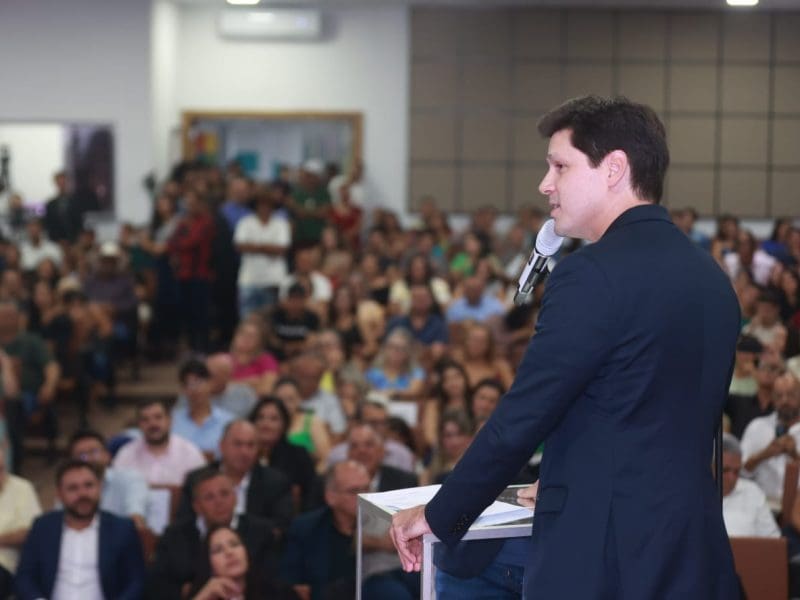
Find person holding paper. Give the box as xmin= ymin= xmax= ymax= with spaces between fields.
xmin=389 ymin=96 xmax=742 ymax=598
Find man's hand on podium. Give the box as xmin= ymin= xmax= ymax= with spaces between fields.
xmin=517 ymin=481 xmax=539 ymax=508
xmin=389 ymin=504 xmax=431 ymax=572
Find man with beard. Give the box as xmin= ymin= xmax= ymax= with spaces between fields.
xmin=67 ymin=430 xmax=149 ymax=530
xmin=112 ymin=398 xmax=207 ymax=486
xmin=14 ymin=459 xmax=145 ymax=600
xmin=742 ymin=372 xmax=800 ymax=504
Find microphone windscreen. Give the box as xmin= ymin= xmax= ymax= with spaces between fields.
xmin=535 ymin=219 xmax=565 ymax=256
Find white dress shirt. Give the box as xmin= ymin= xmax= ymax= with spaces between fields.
xmin=232 ymin=471 xmax=251 ymax=516
xmin=740 ymin=412 xmax=800 ymax=502
xmin=51 ymin=516 xmax=104 ymax=600
xmin=723 ymin=478 xmax=780 ymax=538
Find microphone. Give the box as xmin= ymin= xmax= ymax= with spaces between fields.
xmin=513 ymin=219 xmax=564 ymax=306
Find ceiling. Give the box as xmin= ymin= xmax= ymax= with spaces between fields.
xmin=172 ymin=0 xmax=800 ymax=9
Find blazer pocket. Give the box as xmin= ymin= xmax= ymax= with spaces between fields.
xmin=536 ymin=486 xmax=568 ymax=515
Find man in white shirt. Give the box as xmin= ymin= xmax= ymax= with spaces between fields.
xmin=741 ymin=372 xmax=800 ymax=503
xmin=112 ymin=398 xmax=207 ymax=486
xmin=0 ymin=448 xmax=41 ymax=597
xmin=19 ymin=218 xmax=62 ymax=273
xmin=14 ymin=459 xmax=144 ymax=600
xmin=234 ymin=191 xmax=291 ymax=319
xmin=721 ymin=433 xmax=780 ymax=538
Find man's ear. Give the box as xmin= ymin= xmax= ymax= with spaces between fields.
xmin=604 ymin=150 xmax=629 ymax=190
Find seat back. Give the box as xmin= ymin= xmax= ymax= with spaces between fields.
xmin=729 ymin=536 xmax=788 ymax=600
xmin=782 ymin=460 xmax=799 ymax=527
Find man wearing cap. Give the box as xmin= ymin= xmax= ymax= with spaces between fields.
xmin=82 ymin=241 xmax=138 ymax=322
xmin=291 ymin=159 xmax=331 ymax=245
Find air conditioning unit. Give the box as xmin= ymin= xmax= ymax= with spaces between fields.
xmin=217 ymin=9 xmax=322 ymax=41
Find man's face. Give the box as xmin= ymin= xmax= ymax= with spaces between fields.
xmin=773 ymin=376 xmax=800 ymax=423
xmin=70 ymin=437 xmax=110 ymax=471
xmin=184 ymin=374 xmax=212 ymax=406
xmin=347 ymin=427 xmax=384 ymax=477
xmin=722 ymin=452 xmax=741 ymax=497
xmin=472 ymin=385 xmax=501 ymax=421
xmin=361 ymin=405 xmax=389 ymax=438
xmin=58 ymin=467 xmax=101 ymax=520
xmin=26 ymin=220 xmax=42 ymax=242
xmin=139 ymin=403 xmax=171 ymax=446
xmin=463 ymin=277 xmax=484 ymax=305
xmin=220 ymin=423 xmax=258 ymax=475
xmin=539 ymin=128 xmax=609 ymax=241
xmin=325 ymin=465 xmax=370 ymax=520
xmin=756 ymin=301 xmax=780 ymax=326
xmin=193 ymin=475 xmax=236 ymax=527
xmin=755 ymin=356 xmax=782 ymax=389
xmin=290 ymin=359 xmax=323 ymax=399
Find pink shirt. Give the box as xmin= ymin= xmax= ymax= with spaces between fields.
xmin=231 ymin=352 xmax=279 ymax=380
xmin=112 ymin=434 xmax=207 ymax=486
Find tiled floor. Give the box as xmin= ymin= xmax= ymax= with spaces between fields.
xmin=21 ymin=362 xmax=178 ymax=509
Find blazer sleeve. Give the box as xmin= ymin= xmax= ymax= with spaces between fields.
xmin=115 ymin=519 xmax=146 ymax=600
xmin=13 ymin=518 xmax=47 ymax=600
xmin=425 ymin=252 xmax=617 ymax=547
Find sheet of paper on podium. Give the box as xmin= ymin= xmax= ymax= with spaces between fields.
xmin=361 ymin=484 xmax=533 ymax=528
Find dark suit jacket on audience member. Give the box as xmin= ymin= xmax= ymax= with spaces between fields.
xmin=176 ymin=462 xmax=293 ymax=535
xmin=15 ymin=510 xmax=145 ymax=600
xmin=145 ymin=513 xmax=276 ymax=600
xmin=269 ymin=438 xmax=319 ymax=511
xmin=377 ymin=465 xmax=418 ymax=492
xmin=43 ymin=195 xmax=85 ymax=243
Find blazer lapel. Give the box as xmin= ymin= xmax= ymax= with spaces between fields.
xmin=97 ymin=512 xmax=112 ymax=596
xmin=44 ymin=513 xmax=65 ymax=598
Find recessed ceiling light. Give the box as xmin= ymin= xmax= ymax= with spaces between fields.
xmin=727 ymin=0 xmax=758 ymax=6
xmin=227 ymin=0 xmax=260 ymax=5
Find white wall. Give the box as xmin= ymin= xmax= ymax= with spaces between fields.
xmin=0 ymin=123 xmax=64 ymax=206
xmin=158 ymin=4 xmax=410 ymax=215
xmin=0 ymin=0 xmax=153 ymax=224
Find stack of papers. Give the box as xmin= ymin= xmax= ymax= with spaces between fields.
xmin=361 ymin=484 xmax=533 ymax=528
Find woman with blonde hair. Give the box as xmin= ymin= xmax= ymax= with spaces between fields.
xmin=364 ymin=327 xmax=425 ymax=401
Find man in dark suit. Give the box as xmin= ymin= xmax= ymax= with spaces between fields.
xmin=146 ymin=467 xmax=278 ymax=600
xmin=175 ymin=419 xmax=293 ymax=538
xmin=391 ymin=96 xmax=742 ymax=599
xmin=282 ymin=460 xmax=371 ymax=600
xmin=42 ymin=170 xmax=85 ymax=244
xmin=15 ymin=459 xmax=144 ymax=600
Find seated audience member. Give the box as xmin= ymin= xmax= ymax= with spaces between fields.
xmin=726 ymin=335 xmax=764 ymax=438
xmin=15 ymin=459 xmax=144 ymax=600
xmin=273 ymin=377 xmax=333 ymax=468
xmin=233 ymin=189 xmax=291 ymax=320
xmin=249 ymin=396 xmax=318 ymax=512
xmin=308 ymin=329 xmax=361 ymax=395
xmin=175 ymin=353 xmax=259 ymax=419
xmin=452 ymin=322 xmax=514 ymax=390
xmin=284 ymin=243 xmax=333 ymax=310
xmin=365 ymin=328 xmax=425 ymax=400
xmin=172 ymin=359 xmax=235 ymax=459
xmin=469 ymin=378 xmax=505 ymax=424
xmin=326 ymin=394 xmax=415 ymax=473
xmin=724 ymin=229 xmax=778 ymax=288
xmin=328 ymin=284 xmax=364 ymax=360
xmin=267 ymin=282 xmax=321 ymax=361
xmin=389 ymin=254 xmax=451 ymax=316
xmin=229 ymin=320 xmax=279 ymax=396
xmin=282 ymin=461 xmax=371 ymax=600
xmin=741 ymin=372 xmax=800 ymax=503
xmin=189 ymin=525 xmax=298 ymax=600
xmin=0 ymin=448 xmax=41 ymax=598
xmin=19 ymin=218 xmax=62 ymax=274
xmin=347 ymin=423 xmax=418 ymax=493
xmin=67 ymin=429 xmax=148 ymax=529
xmin=147 ymin=468 xmax=277 ymax=600
xmin=289 ymin=352 xmax=347 ymax=440
xmin=422 ymin=361 xmax=472 ymax=451
xmin=112 ymin=398 xmax=207 ymax=486
xmin=721 ymin=433 xmax=779 ymax=538
xmin=445 ymin=275 xmax=506 ymax=325
xmin=0 ymin=301 xmax=60 ymax=472
xmin=743 ymin=289 xmax=788 ymax=355
xmin=176 ymin=420 xmax=292 ymax=538
xmin=82 ymin=241 xmax=138 ymax=340
xmin=423 ymin=409 xmax=475 ymax=485
xmin=386 ymin=284 xmax=448 ymax=359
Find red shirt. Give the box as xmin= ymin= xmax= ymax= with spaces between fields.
xmin=168 ymin=213 xmax=215 ymax=281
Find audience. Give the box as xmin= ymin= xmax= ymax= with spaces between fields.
xmin=15 ymin=459 xmax=145 ymax=600
xmin=228 ymin=320 xmax=279 ymax=396
xmin=273 ymin=376 xmax=333 ymax=469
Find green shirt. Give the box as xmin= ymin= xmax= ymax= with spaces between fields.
xmin=292 ymin=185 xmax=331 ymax=243
xmin=2 ymin=332 xmax=52 ymax=394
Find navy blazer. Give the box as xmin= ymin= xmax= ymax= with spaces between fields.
xmin=425 ymin=205 xmax=742 ymax=599
xmin=15 ymin=510 xmax=144 ymax=600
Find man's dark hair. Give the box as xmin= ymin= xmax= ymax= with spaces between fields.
xmin=179 ymin=358 xmax=210 ymax=384
xmin=56 ymin=458 xmax=100 ymax=486
xmin=537 ymin=95 xmax=669 ymax=203
xmin=67 ymin=429 xmax=106 ymax=456
xmin=136 ymin=397 xmax=171 ymax=416
xmin=191 ymin=465 xmax=226 ymax=501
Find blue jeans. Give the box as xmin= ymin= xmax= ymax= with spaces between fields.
xmin=435 ymin=561 xmax=524 ymax=600
xmin=238 ymin=285 xmax=279 ymax=319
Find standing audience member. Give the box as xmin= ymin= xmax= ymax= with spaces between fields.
xmin=0 ymin=448 xmax=41 ymax=599
xmin=15 ymin=460 xmax=145 ymax=600
xmin=171 ymin=359 xmax=234 ymax=459
xmin=234 ymin=191 xmax=290 ymax=318
xmin=720 ymin=433 xmax=780 ymax=538
xmin=42 ymin=171 xmax=84 ymax=244
xmin=291 ymin=160 xmax=331 ymax=246
xmin=112 ymin=398 xmax=207 ymax=486
xmin=67 ymin=430 xmax=148 ymax=529
xmin=741 ymin=372 xmax=800 ymax=503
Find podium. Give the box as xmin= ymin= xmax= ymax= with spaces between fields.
xmin=356 ymin=485 xmax=533 ymax=600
